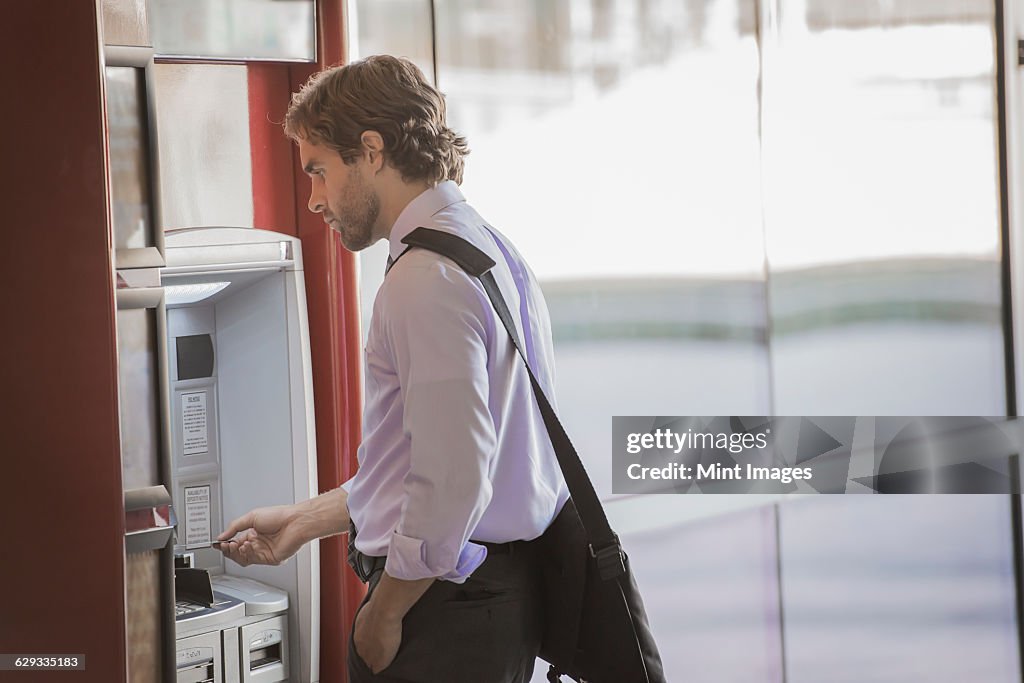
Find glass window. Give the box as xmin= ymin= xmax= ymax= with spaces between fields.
xmin=106 ymin=66 xmax=153 ymax=252
xmin=101 ymin=0 xmax=150 ymax=47
xmin=151 ymin=64 xmax=254 ymax=230
xmin=353 ymin=0 xmax=436 ymax=85
xmin=761 ymin=0 xmax=1005 ymax=414
xmin=780 ymin=495 xmax=1020 ymax=682
xmin=619 ymin=505 xmax=784 ymax=682
xmin=117 ymin=308 xmax=162 ymax=489
xmin=150 ymin=0 xmax=315 ymax=61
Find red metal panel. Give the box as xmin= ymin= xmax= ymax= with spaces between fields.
xmin=0 ymin=4 xmax=127 ymax=683
xmin=248 ymin=62 xmax=299 ymax=235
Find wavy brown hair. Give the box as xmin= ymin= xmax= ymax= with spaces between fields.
xmin=284 ymin=55 xmax=469 ymax=185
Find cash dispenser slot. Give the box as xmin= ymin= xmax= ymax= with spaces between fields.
xmin=176 ymin=632 xmax=221 ymax=683
xmin=240 ymin=616 xmax=287 ymax=682
xmin=250 ymin=643 xmax=282 ymax=670
xmin=178 ymin=660 xmax=215 ymax=683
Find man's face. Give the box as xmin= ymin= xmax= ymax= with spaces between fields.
xmin=299 ymin=137 xmax=381 ymax=251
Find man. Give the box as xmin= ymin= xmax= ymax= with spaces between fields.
xmin=218 ymin=55 xmax=569 ymax=683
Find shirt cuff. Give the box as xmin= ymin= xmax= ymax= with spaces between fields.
xmin=385 ymin=532 xmax=488 ymax=584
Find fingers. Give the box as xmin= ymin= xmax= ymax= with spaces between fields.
xmin=218 ymin=540 xmax=247 ymax=567
xmin=219 ymin=543 xmax=247 ymax=566
xmin=218 ymin=528 xmax=255 ymax=566
xmin=218 ymin=510 xmax=258 ymax=541
xmin=218 ymin=529 xmax=280 ymax=567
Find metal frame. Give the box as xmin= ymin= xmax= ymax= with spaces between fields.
xmin=341 ymin=0 xmax=358 ymax=64
xmin=104 ymin=45 xmax=167 ymax=270
xmin=429 ymin=0 xmax=439 ymax=87
xmin=996 ymin=0 xmax=1024 ymax=678
xmin=125 ymin=485 xmax=175 ymax=553
xmin=115 ymin=286 xmax=174 ymax=492
xmin=115 ymin=286 xmax=176 ymax=683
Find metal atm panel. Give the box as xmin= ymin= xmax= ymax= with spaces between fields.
xmin=163 ymin=228 xmax=320 ymax=683
xmin=239 ymin=615 xmax=288 ymax=682
xmin=176 ymin=630 xmax=222 ymax=683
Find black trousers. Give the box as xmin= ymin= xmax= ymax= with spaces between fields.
xmin=347 ymin=541 xmax=544 ymax=683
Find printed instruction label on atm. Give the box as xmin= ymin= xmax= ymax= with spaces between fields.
xmin=185 ymin=485 xmax=212 ymax=547
xmin=182 ymin=391 xmax=209 ymax=456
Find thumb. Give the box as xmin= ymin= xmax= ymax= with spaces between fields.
xmin=219 ymin=510 xmax=257 ymax=541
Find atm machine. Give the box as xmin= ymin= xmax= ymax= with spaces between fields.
xmin=161 ymin=228 xmax=321 ymax=683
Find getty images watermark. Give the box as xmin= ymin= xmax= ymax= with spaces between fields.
xmin=624 ymin=422 xmax=810 ymax=484
xmin=612 ymin=416 xmax=1024 ymax=494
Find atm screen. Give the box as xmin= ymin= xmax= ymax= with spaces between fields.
xmin=176 ymin=334 xmax=214 ymax=381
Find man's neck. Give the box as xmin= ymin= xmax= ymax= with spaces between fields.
xmin=377 ymin=179 xmax=433 ymax=242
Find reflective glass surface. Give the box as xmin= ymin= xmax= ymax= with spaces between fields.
xmin=106 ymin=66 xmax=153 ymax=252
xmin=618 ymin=505 xmax=784 ymax=682
xmin=761 ymin=0 xmax=1005 ymax=414
xmin=117 ymin=308 xmax=162 ymax=489
xmin=150 ymin=0 xmax=315 ymax=61
xmin=151 ymin=64 xmax=254 ymax=229
xmin=101 ymin=0 xmax=150 ymax=47
xmin=354 ymin=0 xmax=436 ymax=85
xmin=780 ymin=495 xmax=1020 ymax=682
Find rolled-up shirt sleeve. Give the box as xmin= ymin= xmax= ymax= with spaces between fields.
xmin=381 ymin=257 xmax=497 ymax=583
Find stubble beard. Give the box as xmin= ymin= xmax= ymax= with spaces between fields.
xmin=333 ymin=176 xmax=381 ymax=252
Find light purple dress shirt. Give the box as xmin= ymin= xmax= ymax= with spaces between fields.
xmin=344 ymin=181 xmax=570 ymax=583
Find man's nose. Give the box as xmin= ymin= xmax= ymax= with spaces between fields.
xmin=308 ymin=188 xmax=324 ymax=214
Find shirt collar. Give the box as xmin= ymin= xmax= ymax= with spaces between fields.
xmin=387 ymin=181 xmax=466 ymax=261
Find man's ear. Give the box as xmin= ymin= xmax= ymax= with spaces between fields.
xmin=360 ymin=130 xmax=385 ymax=172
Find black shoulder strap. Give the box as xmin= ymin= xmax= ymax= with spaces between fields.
xmin=400 ymin=228 xmax=497 ymax=276
xmin=398 ymin=227 xmax=619 ymax=553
